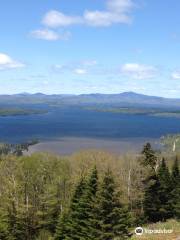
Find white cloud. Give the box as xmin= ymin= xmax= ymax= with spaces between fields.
xmin=0 ymin=53 xmax=25 ymax=70
xmin=53 ymin=60 xmax=97 ymax=74
xmin=31 ymin=29 xmax=71 ymax=41
xmin=107 ymin=0 xmax=134 ymax=13
xmin=52 ymin=60 xmax=158 ymax=80
xmin=74 ymin=68 xmax=87 ymax=75
xmin=172 ymin=71 xmax=180 ymax=79
xmin=42 ymin=0 xmax=135 ymax=28
xmin=84 ymin=0 xmax=134 ymax=26
xmin=42 ymin=10 xmax=83 ymax=28
xmin=121 ymin=63 xmax=158 ymax=79
xmin=84 ymin=10 xmax=130 ymax=27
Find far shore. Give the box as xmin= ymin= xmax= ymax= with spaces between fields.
xmin=27 ymin=137 xmax=161 ymax=156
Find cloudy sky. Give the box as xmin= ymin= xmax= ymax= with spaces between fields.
xmin=0 ymin=0 xmax=180 ymax=97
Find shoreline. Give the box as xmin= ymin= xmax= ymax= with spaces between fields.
xmin=27 ymin=137 xmax=161 ymax=156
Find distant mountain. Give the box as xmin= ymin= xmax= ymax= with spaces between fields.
xmin=56 ymin=92 xmax=180 ymax=108
xmin=0 ymin=92 xmax=180 ymax=109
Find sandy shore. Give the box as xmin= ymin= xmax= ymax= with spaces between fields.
xmin=27 ymin=137 xmax=160 ymax=156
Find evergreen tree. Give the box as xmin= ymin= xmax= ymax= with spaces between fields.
xmin=172 ymin=157 xmax=179 ymax=182
xmin=54 ymin=213 xmax=69 ymax=240
xmin=9 ymin=205 xmax=39 ymax=240
xmin=140 ymin=144 xmax=170 ymax=222
xmin=55 ymin=177 xmax=87 ymax=240
xmin=0 ymin=211 xmax=9 ymax=240
xmin=66 ymin=167 xmax=98 ymax=240
xmin=157 ymin=158 xmax=172 ymax=221
xmin=77 ymin=166 xmax=98 ymax=240
xmin=96 ymin=169 xmax=131 ymax=240
xmin=141 ymin=143 xmax=158 ymax=172
xmin=171 ymin=157 xmax=180 ymax=219
xmin=143 ymin=174 xmax=161 ymax=222
xmin=144 ymin=158 xmax=175 ymax=222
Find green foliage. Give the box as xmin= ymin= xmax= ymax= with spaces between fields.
xmin=75 ymin=166 xmax=98 ymax=240
xmin=157 ymin=158 xmax=173 ymax=220
xmin=0 ymin=146 xmax=179 ymax=239
xmin=0 ymin=212 xmax=9 ymax=240
xmin=35 ymin=229 xmax=53 ymax=240
xmin=55 ymin=168 xmax=131 ymax=240
xmin=0 ymin=141 xmax=38 ymax=157
xmin=140 ymin=143 xmax=158 ymax=172
xmin=55 ymin=177 xmax=87 ymax=240
xmin=0 ymin=153 xmax=73 ymax=240
xmin=143 ymin=174 xmax=161 ymax=222
xmin=54 ymin=213 xmax=69 ymax=240
xmin=0 ymin=108 xmax=47 ymax=117
xmin=56 ymin=168 xmax=99 ymax=240
xmin=142 ymin=147 xmax=180 ymax=223
xmin=161 ymin=134 xmax=180 ymax=152
xmin=141 ymin=143 xmax=161 ymax=222
xmin=171 ymin=157 xmax=180 ymax=219
xmin=95 ymin=169 xmax=131 ymax=240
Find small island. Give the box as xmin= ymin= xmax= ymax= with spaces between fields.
xmin=0 ymin=108 xmax=47 ymax=117
xmin=85 ymin=107 xmax=180 ymax=118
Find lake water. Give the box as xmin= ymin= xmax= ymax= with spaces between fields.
xmin=0 ymin=107 xmax=180 ymax=144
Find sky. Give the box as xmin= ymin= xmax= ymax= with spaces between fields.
xmin=0 ymin=0 xmax=180 ymax=97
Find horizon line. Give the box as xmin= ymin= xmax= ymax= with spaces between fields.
xmin=0 ymin=91 xmax=178 ymax=99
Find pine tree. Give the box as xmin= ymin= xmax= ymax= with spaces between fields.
xmin=0 ymin=210 xmax=9 ymax=240
xmin=54 ymin=177 xmax=87 ymax=240
xmin=141 ymin=143 xmax=158 ymax=172
xmin=157 ymin=158 xmax=172 ymax=221
xmin=96 ymin=169 xmax=131 ymax=240
xmin=10 ymin=205 xmax=39 ymax=240
xmin=141 ymin=144 xmax=167 ymax=222
xmin=171 ymin=157 xmax=180 ymax=219
xmin=54 ymin=213 xmax=69 ymax=240
xmin=67 ymin=167 xmax=98 ymax=240
xmin=144 ymin=158 xmax=175 ymax=222
xmin=77 ymin=166 xmax=98 ymax=240
xmin=143 ymin=174 xmax=161 ymax=222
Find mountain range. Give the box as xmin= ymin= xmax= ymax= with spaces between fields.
xmin=0 ymin=92 xmax=180 ymax=109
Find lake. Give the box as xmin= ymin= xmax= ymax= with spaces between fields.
xmin=0 ymin=107 xmax=180 ymax=153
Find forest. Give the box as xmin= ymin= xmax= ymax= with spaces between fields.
xmin=0 ymin=143 xmax=179 ymax=240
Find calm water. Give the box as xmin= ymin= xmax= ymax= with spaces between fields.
xmin=0 ymin=107 xmax=180 ymax=143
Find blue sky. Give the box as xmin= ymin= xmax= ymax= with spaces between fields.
xmin=0 ymin=0 xmax=180 ymax=97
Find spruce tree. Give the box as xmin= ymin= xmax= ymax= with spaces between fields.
xmin=96 ymin=169 xmax=131 ymax=240
xmin=171 ymin=157 xmax=180 ymax=219
xmin=67 ymin=167 xmax=98 ymax=240
xmin=144 ymin=158 xmax=175 ymax=222
xmin=141 ymin=144 xmax=166 ymax=222
xmin=141 ymin=143 xmax=158 ymax=172
xmin=157 ymin=158 xmax=172 ymax=221
xmin=143 ymin=174 xmax=161 ymax=222
xmin=77 ymin=166 xmax=98 ymax=240
xmin=55 ymin=177 xmax=87 ymax=240
xmin=172 ymin=157 xmax=179 ymax=182
xmin=54 ymin=213 xmax=69 ymax=240
xmin=0 ymin=211 xmax=9 ymax=240
xmin=11 ymin=206 xmax=39 ymax=240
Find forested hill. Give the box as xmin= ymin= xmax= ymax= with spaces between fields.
xmin=0 ymin=143 xmax=179 ymax=239
xmin=1 ymin=92 xmax=180 ymax=108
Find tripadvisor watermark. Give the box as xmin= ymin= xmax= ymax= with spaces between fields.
xmin=135 ymin=226 xmax=173 ymax=236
